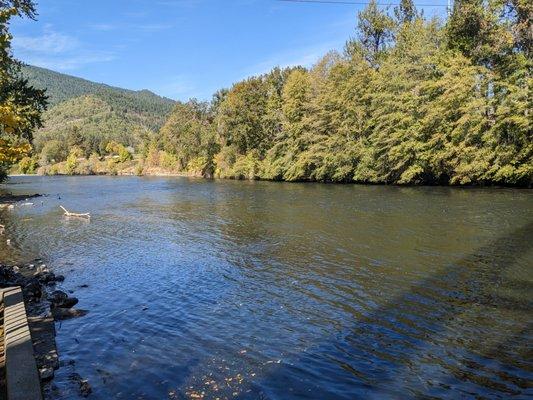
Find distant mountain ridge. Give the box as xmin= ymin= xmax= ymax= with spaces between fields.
xmin=22 ymin=65 xmax=175 ymax=107
xmin=21 ymin=65 xmax=176 ymax=153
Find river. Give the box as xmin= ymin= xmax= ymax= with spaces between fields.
xmin=1 ymin=176 xmax=532 ymax=399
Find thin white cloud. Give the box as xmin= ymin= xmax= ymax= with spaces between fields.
xmin=243 ymin=40 xmax=340 ymax=78
xmin=13 ymin=29 xmax=79 ymax=54
xmin=88 ymin=22 xmax=174 ymax=32
xmin=88 ymin=23 xmax=116 ymax=31
xmin=12 ymin=26 xmax=116 ymax=71
xmin=138 ymin=23 xmax=174 ymax=32
xmin=148 ymin=75 xmax=202 ymax=101
xmin=25 ymin=54 xmax=116 ymax=71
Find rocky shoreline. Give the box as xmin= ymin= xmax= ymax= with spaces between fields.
xmin=0 ymin=261 xmax=90 ymax=397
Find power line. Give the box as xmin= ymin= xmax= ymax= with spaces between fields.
xmin=277 ymin=0 xmax=448 ymax=7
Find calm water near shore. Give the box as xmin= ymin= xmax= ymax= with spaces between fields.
xmin=1 ymin=176 xmax=532 ymax=399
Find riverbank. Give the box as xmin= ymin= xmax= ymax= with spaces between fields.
xmin=0 ymin=261 xmax=92 ymax=398
xmin=10 ymin=156 xmax=532 ymax=187
xmin=0 ymin=195 xmax=90 ymax=398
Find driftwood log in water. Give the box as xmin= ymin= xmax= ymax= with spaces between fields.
xmin=59 ymin=206 xmax=90 ymax=219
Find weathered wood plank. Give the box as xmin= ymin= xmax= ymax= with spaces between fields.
xmin=3 ymin=287 xmax=42 ymax=400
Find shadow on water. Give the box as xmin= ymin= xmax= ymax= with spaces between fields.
xmin=246 ymin=222 xmax=533 ymax=399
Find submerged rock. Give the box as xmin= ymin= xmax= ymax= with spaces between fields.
xmin=49 ymin=290 xmax=79 ymax=309
xmin=80 ymin=380 xmax=92 ymax=397
xmin=59 ymin=359 xmax=76 ymax=367
xmin=57 ymin=297 xmax=79 ymax=309
xmin=52 ymin=307 xmax=88 ymax=320
xmin=69 ymin=373 xmax=92 ymax=397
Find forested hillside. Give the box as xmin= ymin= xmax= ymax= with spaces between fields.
xmin=26 ymin=0 xmax=532 ymax=186
xmin=21 ymin=65 xmax=175 ymax=158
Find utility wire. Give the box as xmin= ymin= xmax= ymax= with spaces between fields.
xmin=277 ymin=0 xmax=448 ymax=7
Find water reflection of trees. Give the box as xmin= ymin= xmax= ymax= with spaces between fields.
xmin=168 ymin=181 xmax=532 ymax=399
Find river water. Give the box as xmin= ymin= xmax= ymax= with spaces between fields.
xmin=1 ymin=176 xmax=531 ymax=399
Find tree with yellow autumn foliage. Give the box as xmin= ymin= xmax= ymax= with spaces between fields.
xmin=0 ymin=0 xmax=47 ymax=180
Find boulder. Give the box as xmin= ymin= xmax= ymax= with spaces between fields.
xmin=49 ymin=291 xmax=79 ymax=309
xmin=36 ymin=271 xmax=56 ymax=284
xmin=22 ymin=279 xmax=42 ymax=300
xmin=68 ymin=373 xmax=92 ymax=397
xmin=39 ymin=367 xmax=54 ymax=381
xmin=52 ymin=308 xmax=88 ymax=320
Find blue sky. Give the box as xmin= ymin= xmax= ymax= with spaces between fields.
xmin=10 ymin=0 xmax=447 ymax=101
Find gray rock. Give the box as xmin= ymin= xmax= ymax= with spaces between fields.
xmin=22 ymin=280 xmax=42 ymax=301
xmin=49 ymin=290 xmax=68 ymax=302
xmin=49 ymin=290 xmax=78 ymax=308
xmin=37 ymin=265 xmax=49 ymax=273
xmin=39 ymin=367 xmax=54 ymax=381
xmin=58 ymin=297 xmax=78 ymax=309
xmin=68 ymin=373 xmax=92 ymax=397
xmin=52 ymin=308 xmax=88 ymax=320
xmin=36 ymin=271 xmax=56 ymax=283
xmin=80 ymin=380 xmax=92 ymax=397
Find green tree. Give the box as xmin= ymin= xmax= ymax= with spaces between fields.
xmin=105 ymin=141 xmax=132 ymax=163
xmin=65 ymin=147 xmax=83 ymax=174
xmin=40 ymin=139 xmax=68 ymax=164
xmin=18 ymin=155 xmax=37 ymax=174
xmin=394 ymin=0 xmax=418 ymax=24
xmin=352 ymin=0 xmax=396 ymax=68
xmin=263 ymin=69 xmax=314 ymax=181
xmin=159 ymin=100 xmax=215 ymax=170
xmin=216 ymin=77 xmax=270 ymax=155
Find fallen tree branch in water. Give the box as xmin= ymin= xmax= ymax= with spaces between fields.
xmin=60 ymin=205 xmax=90 ymax=219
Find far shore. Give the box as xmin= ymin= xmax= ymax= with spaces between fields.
xmin=5 ymin=173 xmax=532 ymax=189
xmin=8 ymin=172 xmax=194 ymax=178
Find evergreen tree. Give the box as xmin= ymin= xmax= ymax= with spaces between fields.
xmin=394 ymin=0 xmax=418 ymax=24
xmin=353 ymin=0 xmax=395 ymax=68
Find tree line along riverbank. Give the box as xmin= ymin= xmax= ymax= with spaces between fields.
xmin=3 ymin=0 xmax=532 ymax=187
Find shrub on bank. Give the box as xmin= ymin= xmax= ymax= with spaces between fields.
xmin=214 ymin=148 xmax=261 ymax=180
xmin=159 ymin=151 xmax=178 ymax=170
xmin=231 ymin=151 xmax=261 ymax=180
xmin=135 ymin=161 xmax=144 ymax=176
xmin=18 ymin=156 xmax=38 ymax=174
xmin=187 ymin=156 xmax=208 ymax=176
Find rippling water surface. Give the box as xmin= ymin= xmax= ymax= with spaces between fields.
xmin=1 ymin=176 xmax=532 ymax=399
